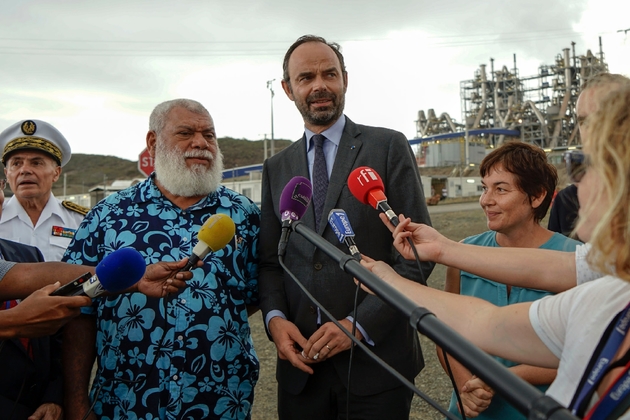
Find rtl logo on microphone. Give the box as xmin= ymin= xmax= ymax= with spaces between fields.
xmin=355 ymin=168 xmax=379 ymax=187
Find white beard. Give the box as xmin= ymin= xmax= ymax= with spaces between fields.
xmin=154 ymin=141 xmax=224 ymax=197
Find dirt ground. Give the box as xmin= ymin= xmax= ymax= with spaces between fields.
xmin=250 ymin=207 xmax=491 ymax=420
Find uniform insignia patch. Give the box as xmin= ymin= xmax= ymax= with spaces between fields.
xmin=52 ymin=225 xmax=76 ymax=238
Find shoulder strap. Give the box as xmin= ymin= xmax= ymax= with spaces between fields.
xmin=62 ymin=200 xmax=89 ymax=216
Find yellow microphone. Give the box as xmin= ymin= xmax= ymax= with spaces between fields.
xmin=181 ymin=214 xmax=236 ymax=271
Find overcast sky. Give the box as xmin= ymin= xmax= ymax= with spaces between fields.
xmin=0 ymin=0 xmax=628 ymax=162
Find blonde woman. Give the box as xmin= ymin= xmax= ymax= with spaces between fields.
xmin=363 ymin=86 xmax=630 ymax=419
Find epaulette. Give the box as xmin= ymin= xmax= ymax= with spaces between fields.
xmin=62 ymin=200 xmax=90 ymax=216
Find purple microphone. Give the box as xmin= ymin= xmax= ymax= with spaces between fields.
xmin=278 ymin=176 xmax=313 ymax=257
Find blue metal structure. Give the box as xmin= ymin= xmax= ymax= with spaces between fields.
xmin=222 ymin=164 xmax=263 ymax=180
xmin=222 ymin=128 xmax=520 ymax=179
xmin=409 ymin=128 xmax=520 ymax=145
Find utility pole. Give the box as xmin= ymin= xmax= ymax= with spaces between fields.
xmin=267 ymin=79 xmax=276 ymax=158
xmin=263 ymin=133 xmax=268 ymax=162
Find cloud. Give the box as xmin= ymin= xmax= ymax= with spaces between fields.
xmin=0 ymin=0 xmax=622 ymax=161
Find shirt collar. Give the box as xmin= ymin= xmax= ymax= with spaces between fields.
xmin=305 ymin=114 xmax=346 ymax=150
xmin=0 ymin=192 xmax=69 ymax=224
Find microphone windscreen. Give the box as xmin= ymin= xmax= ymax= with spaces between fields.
xmin=348 ymin=166 xmax=385 ymax=205
xmin=198 ymin=213 xmax=236 ymax=252
xmin=280 ymin=176 xmax=312 ymax=222
xmin=96 ymin=248 xmax=147 ymax=293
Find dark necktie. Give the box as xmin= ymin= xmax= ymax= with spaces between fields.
xmin=312 ymin=134 xmax=329 ymax=231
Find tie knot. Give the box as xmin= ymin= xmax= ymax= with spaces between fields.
xmin=312 ymin=134 xmax=326 ymax=149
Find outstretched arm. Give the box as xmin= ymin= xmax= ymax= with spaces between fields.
xmin=360 ymin=256 xmax=559 ymax=368
xmin=381 ymin=214 xmax=577 ymax=293
xmin=0 ymin=283 xmax=91 ymax=338
xmin=0 ymin=263 xmax=97 ymax=300
xmin=0 ymin=259 xmax=197 ymax=301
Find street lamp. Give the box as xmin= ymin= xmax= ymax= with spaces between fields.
xmin=266 ymin=79 xmax=276 ymax=159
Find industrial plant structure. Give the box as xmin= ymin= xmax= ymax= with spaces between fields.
xmin=414 ymin=39 xmax=609 ymax=168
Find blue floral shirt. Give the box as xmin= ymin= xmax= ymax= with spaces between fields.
xmin=63 ymin=176 xmax=260 ymax=420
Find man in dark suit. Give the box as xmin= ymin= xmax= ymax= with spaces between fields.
xmin=0 ymin=181 xmax=64 ymax=420
xmin=259 ymin=35 xmax=434 ymax=419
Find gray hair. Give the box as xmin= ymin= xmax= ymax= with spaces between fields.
xmin=149 ymin=99 xmax=210 ymax=134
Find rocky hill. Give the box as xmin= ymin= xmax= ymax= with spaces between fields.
xmin=40 ymin=137 xmax=568 ymax=197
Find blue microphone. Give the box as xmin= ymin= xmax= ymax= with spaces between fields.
xmin=328 ymin=209 xmax=361 ymax=261
xmin=52 ymin=248 xmax=146 ymax=298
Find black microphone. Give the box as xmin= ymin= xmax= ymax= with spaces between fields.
xmin=278 ymin=176 xmax=313 ymax=257
xmin=328 ymin=208 xmax=361 ymax=261
xmin=288 ymin=220 xmax=577 ymax=420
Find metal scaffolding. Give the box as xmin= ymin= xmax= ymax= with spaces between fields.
xmin=416 ymin=39 xmax=608 ymax=149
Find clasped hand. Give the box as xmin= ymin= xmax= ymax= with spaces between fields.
xmin=268 ymin=317 xmax=359 ymax=374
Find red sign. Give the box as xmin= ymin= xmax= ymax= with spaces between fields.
xmin=138 ymin=148 xmax=154 ymax=177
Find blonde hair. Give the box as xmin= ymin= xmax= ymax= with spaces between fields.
xmin=579 ymin=86 xmax=630 ymax=281
xmin=581 ymin=72 xmax=630 ymax=90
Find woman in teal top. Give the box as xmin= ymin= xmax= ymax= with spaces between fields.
xmin=439 ymin=142 xmax=582 ymax=420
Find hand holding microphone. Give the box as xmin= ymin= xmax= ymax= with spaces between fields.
xmin=1 ymin=283 xmax=91 ymax=339
xmin=51 ymin=248 xmax=146 ymax=298
xmin=181 ymin=213 xmax=236 ymax=271
xmin=348 ymin=166 xmax=427 ymax=284
xmin=381 ymin=213 xmax=446 ymax=263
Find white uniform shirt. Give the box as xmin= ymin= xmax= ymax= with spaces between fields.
xmin=0 ymin=193 xmax=85 ymax=261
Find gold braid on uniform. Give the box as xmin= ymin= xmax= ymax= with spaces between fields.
xmin=62 ymin=201 xmax=90 ymax=216
xmin=3 ymin=137 xmax=63 ymax=165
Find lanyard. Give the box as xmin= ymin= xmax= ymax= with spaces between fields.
xmin=584 ymin=360 xmax=630 ymax=419
xmin=570 ymin=302 xmax=630 ymax=417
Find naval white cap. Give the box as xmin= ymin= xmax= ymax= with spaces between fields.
xmin=0 ymin=119 xmax=72 ymax=167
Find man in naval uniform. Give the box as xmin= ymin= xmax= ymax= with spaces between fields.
xmin=0 ymin=119 xmax=88 ymax=261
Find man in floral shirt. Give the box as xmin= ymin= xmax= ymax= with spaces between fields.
xmin=62 ymin=99 xmax=260 ymax=420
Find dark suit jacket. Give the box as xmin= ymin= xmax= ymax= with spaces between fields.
xmin=259 ymin=116 xmax=434 ymax=396
xmin=0 ymin=239 xmax=63 ymax=418
xmin=548 ymin=184 xmax=580 ymax=239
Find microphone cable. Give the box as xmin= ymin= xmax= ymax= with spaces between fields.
xmin=443 ymin=348 xmax=467 ymax=420
xmin=346 ymin=279 xmax=360 ymax=420
xmin=278 ymin=254 xmax=461 ymax=420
